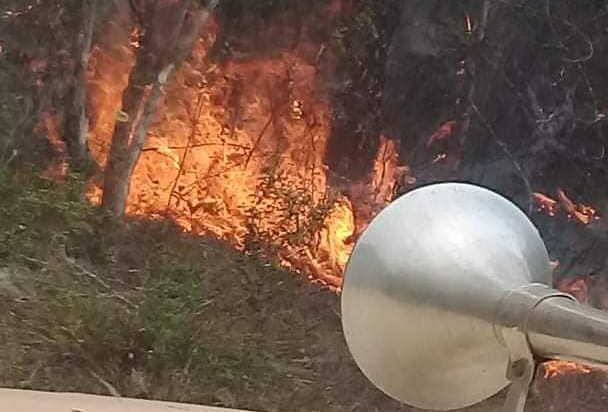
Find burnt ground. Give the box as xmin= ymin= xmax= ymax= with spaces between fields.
xmin=1 ymin=173 xmax=608 ymax=412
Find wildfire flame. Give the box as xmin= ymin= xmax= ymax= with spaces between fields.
xmin=84 ymin=8 xmax=395 ymax=291
xmin=533 ymin=188 xmax=598 ymax=224
xmin=543 ymin=360 xmax=592 ymax=379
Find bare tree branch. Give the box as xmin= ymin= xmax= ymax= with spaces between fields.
xmin=471 ymin=101 xmax=534 ymax=213
xmin=63 ymin=0 xmax=99 ymax=171
xmin=166 ymin=88 xmax=206 ymax=210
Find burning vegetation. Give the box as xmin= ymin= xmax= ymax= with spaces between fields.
xmin=4 ymin=0 xmax=608 ymax=304
xmin=533 ymin=189 xmax=598 ymax=225
xmin=78 ymin=0 xmax=403 ymax=291
xmin=1 ymin=0 xmax=411 ymax=293
xmin=543 ymin=361 xmax=592 ymax=380
xmin=5 ymin=1 xmax=607 ymax=296
xmin=3 ymin=1 xmax=608 ymax=410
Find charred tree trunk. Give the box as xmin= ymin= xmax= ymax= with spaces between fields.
xmin=101 ymin=0 xmax=219 ymax=217
xmin=63 ymin=0 xmax=98 ymax=172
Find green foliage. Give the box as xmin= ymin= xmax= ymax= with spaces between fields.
xmin=0 ymin=171 xmax=96 ymax=261
xmin=243 ymin=166 xmax=335 ymax=262
xmin=2 ymin=250 xmax=268 ymax=394
xmin=0 ymin=173 xmax=274 ymax=400
xmin=136 ymin=261 xmax=272 ymax=394
xmin=137 ymin=263 xmax=206 ymax=374
xmin=30 ymin=278 xmax=135 ymax=371
xmin=27 ymin=262 xmax=211 ymax=386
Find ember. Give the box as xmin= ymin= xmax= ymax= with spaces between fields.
xmin=543 ymin=360 xmax=592 ymax=380
xmin=533 ymin=189 xmax=598 ymax=224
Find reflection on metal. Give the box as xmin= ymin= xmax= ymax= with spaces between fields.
xmin=2 ymin=388 xmax=255 ymax=412
xmin=341 ymin=182 xmax=608 ymax=412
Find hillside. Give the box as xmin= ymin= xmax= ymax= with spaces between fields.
xmin=3 ymin=1 xmax=608 ymax=411
xmin=0 ymin=170 xmax=408 ymax=412
xmin=3 ymin=171 xmax=608 ymax=412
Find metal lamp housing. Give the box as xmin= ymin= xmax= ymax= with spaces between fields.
xmin=341 ymin=183 xmax=552 ymax=410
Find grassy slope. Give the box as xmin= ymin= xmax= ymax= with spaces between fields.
xmin=2 ymin=170 xmax=607 ymax=412
xmin=0 ymin=170 xmax=404 ymax=412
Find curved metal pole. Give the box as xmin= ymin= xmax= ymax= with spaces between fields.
xmin=496 ymin=284 xmax=608 ymax=412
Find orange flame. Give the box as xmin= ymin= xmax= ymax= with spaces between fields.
xmin=533 ymin=188 xmax=598 ymax=224
xmin=324 ymin=198 xmax=356 ymax=272
xmin=543 ymin=360 xmax=592 ymax=379
xmin=85 ymin=9 xmax=380 ymax=290
xmin=556 ymin=188 xmax=597 ymax=224
xmin=532 ymin=192 xmax=558 ymax=217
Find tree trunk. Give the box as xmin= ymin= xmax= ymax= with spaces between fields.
xmin=63 ymin=0 xmax=98 ymax=172
xmin=101 ymin=64 xmax=174 ymax=216
xmin=99 ymin=62 xmax=148 ymax=217
xmin=101 ymin=0 xmax=219 ymax=217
